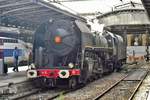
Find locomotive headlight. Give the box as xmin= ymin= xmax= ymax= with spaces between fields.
xmin=54 ymin=36 xmax=62 ymax=44
xmin=68 ymin=63 xmax=74 ymax=68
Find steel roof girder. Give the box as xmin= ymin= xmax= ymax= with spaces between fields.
xmin=11 ymin=8 xmax=51 ymax=16
xmin=0 ymin=1 xmax=31 ymax=9
xmin=2 ymin=5 xmax=43 ymax=15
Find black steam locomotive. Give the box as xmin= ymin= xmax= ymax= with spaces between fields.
xmin=27 ymin=19 xmax=126 ymax=88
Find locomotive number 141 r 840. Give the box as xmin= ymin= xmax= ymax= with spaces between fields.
xmin=27 ymin=19 xmax=126 ymax=88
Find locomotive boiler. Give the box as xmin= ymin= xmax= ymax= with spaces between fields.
xmin=27 ymin=19 xmax=126 ymax=88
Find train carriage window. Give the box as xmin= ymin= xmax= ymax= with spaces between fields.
xmin=0 ymin=39 xmax=3 ymax=45
xmin=7 ymin=39 xmax=9 ymax=43
xmin=12 ymin=39 xmax=17 ymax=43
xmin=5 ymin=39 xmax=9 ymax=43
xmin=3 ymin=39 xmax=18 ymax=43
xmin=9 ymin=39 xmax=12 ymax=43
xmin=15 ymin=40 xmax=17 ymax=43
xmin=3 ymin=39 xmax=6 ymax=43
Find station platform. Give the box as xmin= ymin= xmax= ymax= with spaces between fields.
xmin=0 ymin=66 xmax=28 ymax=87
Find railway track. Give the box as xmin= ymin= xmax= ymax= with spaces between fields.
xmin=20 ymin=88 xmax=65 ymax=100
xmin=47 ymin=85 xmax=84 ymax=100
xmin=130 ymin=70 xmax=150 ymax=100
xmin=9 ymin=89 xmax=41 ymax=100
xmin=128 ymin=71 xmax=148 ymax=100
xmin=50 ymin=72 xmax=127 ymax=100
xmin=11 ymin=73 xmax=127 ymax=100
xmin=93 ymin=69 xmax=148 ymax=100
xmin=93 ymin=74 xmax=129 ymax=100
xmin=0 ymin=80 xmax=41 ymax=100
xmin=47 ymin=74 xmax=128 ymax=100
xmin=15 ymin=84 xmax=84 ymax=100
xmin=4 ymin=68 xmax=148 ymax=100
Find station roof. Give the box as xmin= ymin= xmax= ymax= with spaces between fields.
xmin=105 ymin=24 xmax=150 ymax=35
xmin=0 ymin=0 xmax=86 ymax=30
xmin=142 ymin=0 xmax=150 ymax=19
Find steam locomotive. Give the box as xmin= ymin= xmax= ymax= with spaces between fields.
xmin=27 ymin=19 xmax=126 ymax=88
